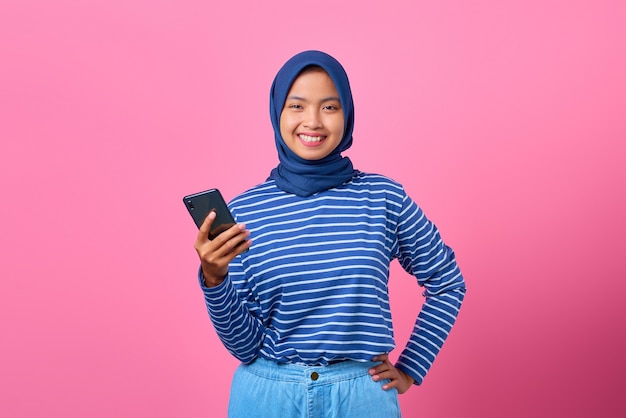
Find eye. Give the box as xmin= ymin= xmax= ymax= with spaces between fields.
xmin=287 ymin=103 xmax=304 ymax=110
xmin=323 ymin=104 xmax=340 ymax=111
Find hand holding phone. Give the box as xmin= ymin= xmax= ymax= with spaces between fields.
xmin=184 ymin=188 xmax=251 ymax=287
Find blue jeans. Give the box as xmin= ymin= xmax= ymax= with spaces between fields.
xmin=228 ymin=357 xmax=401 ymax=418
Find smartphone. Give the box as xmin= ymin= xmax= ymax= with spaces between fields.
xmin=182 ymin=188 xmax=237 ymax=240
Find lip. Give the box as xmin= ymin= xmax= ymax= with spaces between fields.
xmin=297 ymin=133 xmax=326 ymax=147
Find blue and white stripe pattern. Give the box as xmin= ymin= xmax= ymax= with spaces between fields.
xmin=200 ymin=172 xmax=466 ymax=384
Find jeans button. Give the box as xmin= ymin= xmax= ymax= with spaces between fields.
xmin=310 ymin=372 xmax=319 ymax=381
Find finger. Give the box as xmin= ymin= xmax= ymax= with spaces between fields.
xmin=381 ymin=380 xmax=398 ymax=391
xmin=234 ymin=237 xmax=253 ymax=254
xmin=371 ymin=354 xmax=389 ymax=363
xmin=211 ymin=223 xmax=247 ymax=246
xmin=381 ymin=374 xmax=412 ymax=394
xmin=211 ymin=224 xmax=250 ymax=256
xmin=197 ymin=210 xmax=216 ymax=242
xmin=203 ymin=236 xmax=251 ymax=282
xmin=371 ymin=368 xmax=397 ymax=380
xmin=369 ymin=353 xmax=392 ymax=375
xmin=223 ymin=231 xmax=251 ymax=256
xmin=372 ymin=370 xmax=403 ymax=391
xmin=369 ymin=363 xmax=388 ymax=375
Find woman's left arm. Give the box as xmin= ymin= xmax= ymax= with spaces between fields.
xmin=392 ymin=193 xmax=467 ymax=387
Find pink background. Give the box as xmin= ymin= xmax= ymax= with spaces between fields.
xmin=1 ymin=0 xmax=625 ymax=417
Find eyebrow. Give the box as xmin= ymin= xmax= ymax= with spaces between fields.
xmin=286 ymin=95 xmax=341 ymax=103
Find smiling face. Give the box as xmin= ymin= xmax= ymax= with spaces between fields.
xmin=279 ymin=67 xmax=345 ymax=161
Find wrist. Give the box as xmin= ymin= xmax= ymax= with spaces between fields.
xmin=202 ymin=271 xmax=226 ymax=288
xmin=397 ymin=368 xmax=415 ymax=385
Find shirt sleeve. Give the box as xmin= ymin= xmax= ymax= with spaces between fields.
xmin=198 ymin=258 xmax=265 ymax=363
xmin=392 ymin=192 xmax=466 ymax=385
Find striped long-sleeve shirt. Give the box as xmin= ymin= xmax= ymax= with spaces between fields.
xmin=199 ymin=172 xmax=466 ymax=384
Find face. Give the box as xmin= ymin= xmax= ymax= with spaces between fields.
xmin=280 ymin=68 xmax=345 ymax=161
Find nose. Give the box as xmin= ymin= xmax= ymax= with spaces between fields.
xmin=304 ymin=109 xmax=322 ymax=129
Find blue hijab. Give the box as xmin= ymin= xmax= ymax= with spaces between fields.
xmin=268 ymin=50 xmax=357 ymax=197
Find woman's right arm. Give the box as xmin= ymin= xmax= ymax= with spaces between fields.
xmin=194 ymin=211 xmax=263 ymax=363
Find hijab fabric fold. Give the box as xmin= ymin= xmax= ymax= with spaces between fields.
xmin=268 ymin=50 xmax=357 ymax=197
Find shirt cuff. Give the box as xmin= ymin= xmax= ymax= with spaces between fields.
xmin=197 ymin=266 xmax=229 ymax=295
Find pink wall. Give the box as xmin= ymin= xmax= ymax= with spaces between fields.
xmin=1 ymin=1 xmax=625 ymax=417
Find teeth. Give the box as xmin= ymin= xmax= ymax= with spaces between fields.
xmin=299 ymin=134 xmax=323 ymax=142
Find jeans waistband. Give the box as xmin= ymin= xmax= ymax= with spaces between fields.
xmin=241 ymin=357 xmax=378 ymax=384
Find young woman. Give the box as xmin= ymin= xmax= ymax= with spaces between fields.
xmin=193 ymin=50 xmax=466 ymax=417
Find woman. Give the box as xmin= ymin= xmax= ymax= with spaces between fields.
xmin=194 ymin=50 xmax=466 ymax=417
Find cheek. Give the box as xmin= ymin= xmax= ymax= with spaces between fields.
xmin=280 ymin=114 xmax=298 ymax=135
xmin=328 ymin=115 xmax=345 ymax=138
